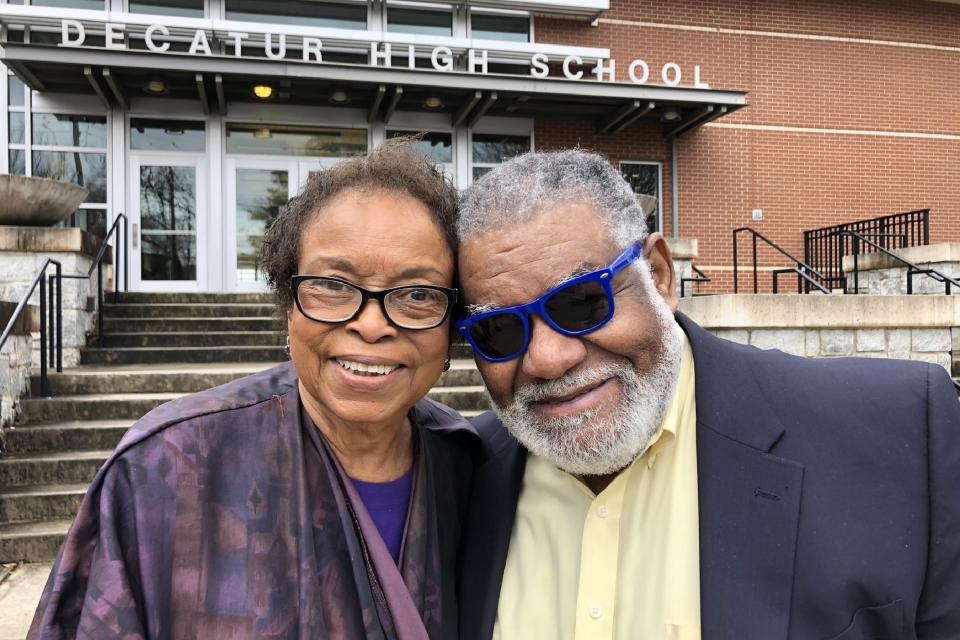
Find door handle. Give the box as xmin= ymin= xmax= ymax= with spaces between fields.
xmin=132 ymin=223 xmax=139 ymax=249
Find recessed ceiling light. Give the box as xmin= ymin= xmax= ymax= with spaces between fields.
xmin=423 ymin=95 xmax=444 ymax=110
xmin=253 ymin=84 xmax=274 ymax=100
xmin=144 ymin=77 xmax=167 ymax=95
xmin=329 ymin=89 xmax=350 ymax=105
xmin=662 ymin=109 xmax=682 ymax=122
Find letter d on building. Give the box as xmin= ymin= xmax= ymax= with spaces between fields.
xmin=61 ymin=19 xmax=85 ymax=47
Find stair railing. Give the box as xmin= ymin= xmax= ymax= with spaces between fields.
xmin=0 ymin=259 xmax=63 ymax=397
xmin=836 ymin=229 xmax=960 ymax=295
xmin=61 ymin=213 xmax=129 ymax=347
xmin=733 ymin=227 xmax=831 ymax=294
xmin=680 ymin=265 xmax=711 ymax=298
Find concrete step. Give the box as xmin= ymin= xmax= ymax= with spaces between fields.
xmin=103 ymin=303 xmax=278 ymax=319
xmin=115 ymin=292 xmax=274 ymax=304
xmin=18 ymin=393 xmax=181 ymax=423
xmin=3 ymin=420 xmax=131 ymax=453
xmin=19 ymin=385 xmax=489 ymax=425
xmin=31 ymin=363 xmax=278 ymax=395
xmin=94 ymin=331 xmax=286 ymax=348
xmin=0 ymin=484 xmax=86 ymax=523
xmin=80 ymin=345 xmax=287 ymax=365
xmin=0 ymin=518 xmax=71 ymax=562
xmin=0 ymin=450 xmax=111 ymax=487
xmin=102 ymin=317 xmax=284 ymax=333
xmin=33 ymin=361 xmax=478 ymax=396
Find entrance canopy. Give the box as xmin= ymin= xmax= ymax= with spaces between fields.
xmin=1 ymin=42 xmax=747 ymax=136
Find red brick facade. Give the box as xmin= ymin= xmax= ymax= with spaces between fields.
xmin=533 ymin=0 xmax=960 ymax=292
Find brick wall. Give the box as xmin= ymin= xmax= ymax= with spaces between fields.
xmin=532 ymin=0 xmax=960 ymax=292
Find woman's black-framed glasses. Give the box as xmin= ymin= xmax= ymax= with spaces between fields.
xmin=456 ymin=243 xmax=643 ymax=362
xmin=291 ymin=276 xmax=458 ymax=330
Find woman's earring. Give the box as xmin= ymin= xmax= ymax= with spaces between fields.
xmin=284 ymin=335 xmax=291 ymax=357
xmin=442 ymin=357 xmax=451 ymax=372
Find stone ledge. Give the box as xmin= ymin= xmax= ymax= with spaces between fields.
xmin=679 ymin=294 xmax=960 ymax=329
xmin=840 ymin=243 xmax=960 ymax=272
xmin=667 ymin=237 xmax=698 ymax=260
xmin=0 ymin=227 xmax=109 ymax=261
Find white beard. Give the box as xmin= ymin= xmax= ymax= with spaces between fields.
xmin=492 ymin=278 xmax=683 ymax=477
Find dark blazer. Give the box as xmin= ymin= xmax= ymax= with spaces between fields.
xmin=457 ymin=313 xmax=960 ymax=640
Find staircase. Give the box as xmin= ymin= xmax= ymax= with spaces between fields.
xmin=0 ymin=292 xmax=488 ymax=563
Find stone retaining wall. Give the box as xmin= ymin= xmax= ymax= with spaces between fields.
xmin=0 ymin=302 xmax=35 ymax=434
xmin=0 ymin=227 xmax=108 ymax=368
xmin=679 ymin=294 xmax=960 ymax=375
xmin=842 ymin=243 xmax=960 ymax=295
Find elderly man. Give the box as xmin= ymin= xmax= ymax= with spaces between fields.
xmin=454 ymin=150 xmax=960 ymax=640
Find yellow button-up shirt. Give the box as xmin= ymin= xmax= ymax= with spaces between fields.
xmin=493 ymin=330 xmax=700 ymax=640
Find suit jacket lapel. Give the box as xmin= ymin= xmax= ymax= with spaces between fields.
xmin=458 ymin=412 xmax=526 ymax=640
xmin=678 ymin=314 xmax=804 ymax=640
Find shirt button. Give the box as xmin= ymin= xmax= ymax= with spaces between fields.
xmin=589 ymin=605 xmax=603 ymax=619
xmin=597 ymin=505 xmax=609 ymax=518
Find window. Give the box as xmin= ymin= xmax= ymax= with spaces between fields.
xmin=387 ymin=129 xmax=453 ymax=177
xmin=131 ymin=119 xmax=206 ymax=152
xmin=471 ymin=12 xmax=530 ymax=43
xmin=28 ymin=0 xmax=105 ymax=9
xmin=128 ymin=0 xmax=204 ymax=18
xmin=8 ymin=72 xmax=110 ymax=239
xmin=471 ymin=133 xmax=529 ymax=181
xmin=387 ymin=7 xmax=453 ymax=37
xmin=620 ymin=162 xmax=662 ymax=233
xmin=225 ymin=0 xmax=367 ymax=30
xmin=226 ymin=124 xmax=367 ymax=157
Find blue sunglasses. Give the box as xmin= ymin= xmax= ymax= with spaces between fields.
xmin=457 ymin=243 xmax=643 ymax=362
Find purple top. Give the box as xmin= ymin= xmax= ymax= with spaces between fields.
xmin=351 ymin=467 xmax=415 ymax=564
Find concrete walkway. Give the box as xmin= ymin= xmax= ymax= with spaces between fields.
xmin=0 ymin=563 xmax=48 ymax=640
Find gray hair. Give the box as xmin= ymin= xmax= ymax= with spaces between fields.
xmin=457 ymin=149 xmax=649 ymax=249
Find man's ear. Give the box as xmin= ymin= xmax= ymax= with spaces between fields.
xmin=643 ymin=232 xmax=678 ymax=312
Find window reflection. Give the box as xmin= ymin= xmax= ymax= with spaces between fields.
xmin=620 ymin=162 xmax=660 ymax=234
xmin=225 ymin=0 xmax=367 ymax=30
xmin=471 ymin=13 xmax=530 ymax=42
xmin=32 ymin=114 xmax=107 ymax=148
xmin=471 ymin=134 xmax=530 ymax=164
xmin=8 ymin=76 xmax=25 ymax=108
xmin=31 ymin=0 xmax=104 ymax=9
xmin=387 ymin=8 xmax=453 ymax=36
xmin=128 ymin=0 xmax=204 ymax=17
xmin=236 ymin=169 xmax=289 ymax=283
xmin=386 ymin=130 xmax=453 ymax=164
xmin=131 ymin=119 xmax=206 ymax=152
xmin=9 ymin=113 xmax=24 ymax=145
xmin=226 ymin=124 xmax=367 ymax=157
xmin=9 ymin=150 xmax=25 ymax=175
xmin=140 ymin=165 xmax=197 ymax=281
xmin=32 ymin=151 xmax=107 ymax=202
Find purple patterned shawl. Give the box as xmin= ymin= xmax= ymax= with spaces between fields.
xmin=27 ymin=362 xmax=476 ymax=640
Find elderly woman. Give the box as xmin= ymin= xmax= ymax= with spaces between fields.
xmin=28 ymin=143 xmax=475 ymax=640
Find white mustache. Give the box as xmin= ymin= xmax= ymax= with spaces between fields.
xmin=512 ymin=362 xmax=627 ymax=405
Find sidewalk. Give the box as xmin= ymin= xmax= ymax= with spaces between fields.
xmin=0 ymin=563 xmax=48 ymax=640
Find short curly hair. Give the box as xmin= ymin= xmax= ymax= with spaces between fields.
xmin=260 ymin=138 xmax=459 ymax=314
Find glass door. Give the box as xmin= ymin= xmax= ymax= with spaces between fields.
xmin=129 ymin=155 xmax=207 ymax=291
xmin=225 ymin=158 xmax=341 ymax=291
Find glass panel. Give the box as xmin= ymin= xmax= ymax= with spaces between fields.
xmin=387 ymin=130 xmax=453 ymax=164
xmin=32 ymin=151 xmax=107 ymax=202
xmin=9 ymin=112 xmax=24 ymax=145
xmin=225 ymin=0 xmax=367 ymax=29
xmin=9 ymin=149 xmax=25 ymax=175
xmin=128 ymin=0 xmax=204 ymax=17
xmin=387 ymin=8 xmax=452 ymax=36
xmin=32 ymin=114 xmax=107 ymax=148
xmin=61 ymin=208 xmax=107 ymax=240
xmin=472 ymin=166 xmax=491 ymax=181
xmin=141 ymin=234 xmax=197 ymax=281
xmin=8 ymin=76 xmax=24 ymax=107
xmin=140 ymin=165 xmax=197 ymax=281
xmin=235 ymin=168 xmax=289 ymax=283
xmin=226 ymin=124 xmax=367 ymax=157
xmin=620 ymin=163 xmax=660 ymax=233
xmin=471 ymin=14 xmax=530 ymax=42
xmin=471 ymin=134 xmax=530 ymax=163
xmin=130 ymin=119 xmax=206 ymax=152
xmin=31 ymin=0 xmax=105 ymax=9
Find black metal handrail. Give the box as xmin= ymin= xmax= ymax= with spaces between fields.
xmin=804 ymin=209 xmax=929 ymax=290
xmin=62 ymin=213 xmax=129 ymax=346
xmin=680 ymin=264 xmax=711 ymax=298
xmin=0 ymin=259 xmax=62 ymax=397
xmin=733 ymin=227 xmax=831 ymax=294
xmin=836 ymin=229 xmax=960 ymax=295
